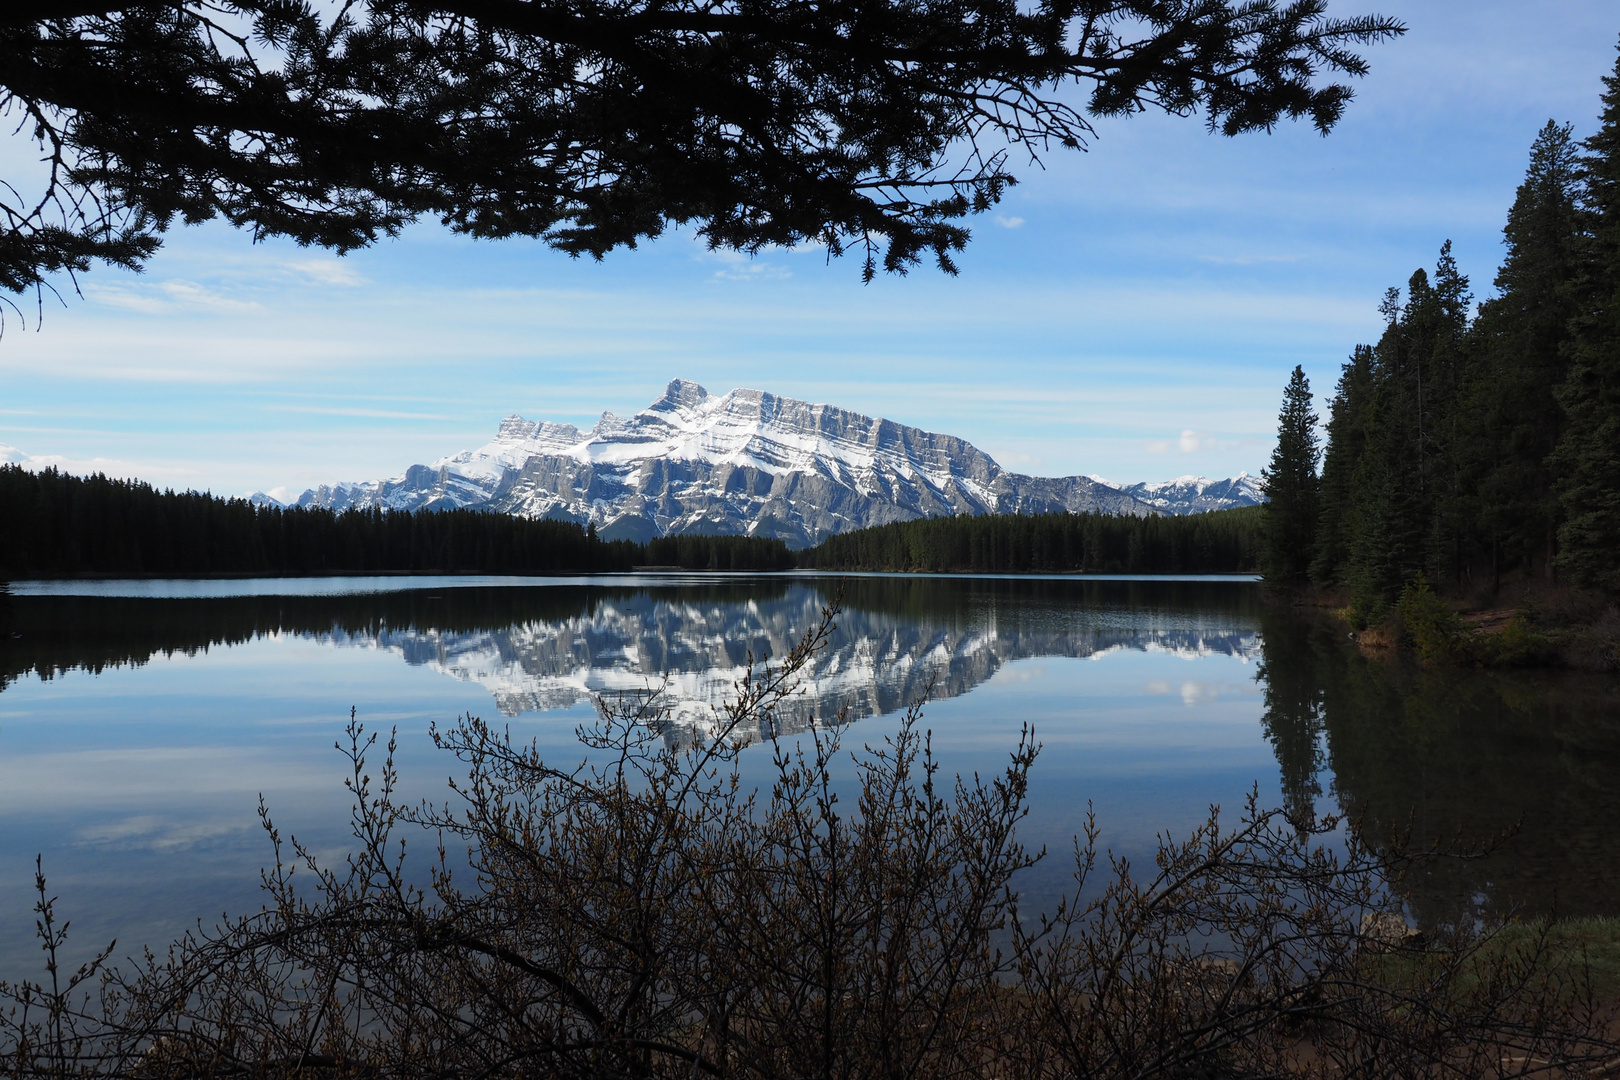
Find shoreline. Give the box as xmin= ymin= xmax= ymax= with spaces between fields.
xmin=1289 ymin=586 xmax=1619 ymax=673
xmin=2 ymin=568 xmax=1264 ymax=584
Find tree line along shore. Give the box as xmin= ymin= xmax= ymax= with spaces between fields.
xmin=0 ymin=465 xmax=796 ymax=576
xmin=0 ymin=464 xmax=1260 ymax=579
xmin=1255 ymin=55 xmax=1620 ymax=670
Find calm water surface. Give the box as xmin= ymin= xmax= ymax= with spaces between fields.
xmin=1 ymin=574 xmax=1617 ymax=976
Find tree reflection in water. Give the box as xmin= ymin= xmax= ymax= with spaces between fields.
xmin=2 ymin=577 xmax=1264 ymax=745
xmin=5 ymin=577 xmax=1618 ymax=921
xmin=1257 ymin=603 xmax=1620 ymax=923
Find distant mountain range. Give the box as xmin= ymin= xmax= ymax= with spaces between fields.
xmin=263 ymin=380 xmax=1263 ymax=548
xmin=1110 ymin=474 xmax=1268 ymax=515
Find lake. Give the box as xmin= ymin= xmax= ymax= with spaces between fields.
xmin=2 ymin=573 xmax=1618 ymax=978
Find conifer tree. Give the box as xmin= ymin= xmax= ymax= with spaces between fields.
xmin=1261 ymin=366 xmax=1321 ymax=588
xmin=0 ymin=2 xmax=1405 ymax=293
xmin=1310 ymin=45 xmax=1620 ymax=605
xmin=1307 ymin=245 xmax=1472 ymax=619
xmin=1465 ymin=121 xmax=1582 ymax=587
xmin=1355 ymin=275 xmax=1428 ymax=601
xmin=1555 ymin=41 xmax=1620 ymax=591
xmin=1416 ymin=241 xmax=1476 ymax=586
xmin=1311 ymin=345 xmax=1374 ymax=587
xmin=1341 ymin=270 xmax=1430 ymax=614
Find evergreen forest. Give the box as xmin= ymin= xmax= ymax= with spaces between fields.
xmin=1263 ymin=47 xmax=1620 ymax=621
xmin=796 ymin=507 xmax=1261 ymax=574
xmin=0 ymin=466 xmax=794 ymax=576
xmin=1 ymin=463 xmax=1266 ymax=579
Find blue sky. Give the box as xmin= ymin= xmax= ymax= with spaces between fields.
xmin=2 ymin=0 xmax=1617 ymax=499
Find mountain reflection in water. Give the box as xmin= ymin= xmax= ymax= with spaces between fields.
xmin=4 ymin=576 xmax=1620 ymax=924
xmin=361 ymin=587 xmax=1262 ymax=739
xmin=2 ymin=577 xmax=1263 ymax=743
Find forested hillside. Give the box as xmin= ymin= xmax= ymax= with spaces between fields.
xmin=1267 ymin=47 xmax=1620 ymax=624
xmin=797 ymin=508 xmax=1261 ymax=574
xmin=0 ymin=466 xmax=793 ymax=576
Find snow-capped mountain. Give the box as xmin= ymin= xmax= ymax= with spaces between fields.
xmin=1115 ymin=474 xmax=1265 ymax=515
xmin=283 ymin=380 xmax=1262 ymax=548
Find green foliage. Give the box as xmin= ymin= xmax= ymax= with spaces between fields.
xmin=641 ymin=534 xmax=796 ymax=571
xmin=1464 ymin=122 xmax=1582 ymax=582
xmin=1469 ymin=918 xmax=1620 ymax=1004
xmin=796 ymin=507 xmax=1262 ymax=574
xmin=1395 ymin=575 xmax=1467 ymax=666
xmin=1313 ymin=44 xmax=1620 ymax=604
xmin=1345 ymin=583 xmax=1384 ymax=633
xmin=1311 ymin=345 xmax=1374 ymax=587
xmin=1309 ymin=246 xmax=1473 ymax=606
xmin=1381 ymin=579 xmax=1554 ymax=668
xmin=1260 ymin=365 xmax=1320 ymax=588
xmin=1358 ymin=917 xmax=1620 ymax=1007
xmin=0 ymin=465 xmax=792 ymax=576
xmin=1555 ymin=45 xmax=1620 ymax=590
xmin=1480 ymin=614 xmax=1556 ymax=667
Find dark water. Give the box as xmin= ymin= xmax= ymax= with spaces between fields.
xmin=0 ymin=574 xmax=1616 ymax=977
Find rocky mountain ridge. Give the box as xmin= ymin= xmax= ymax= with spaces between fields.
xmin=276 ymin=380 xmax=1263 ymax=548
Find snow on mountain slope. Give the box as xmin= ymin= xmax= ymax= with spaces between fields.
xmin=1117 ymin=474 xmax=1265 ymax=514
xmin=291 ymin=380 xmax=1258 ymax=547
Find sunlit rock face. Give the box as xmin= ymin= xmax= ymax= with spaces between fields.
xmin=289 ymin=380 xmax=1190 ymax=548
xmin=334 ymin=585 xmax=1262 ymax=745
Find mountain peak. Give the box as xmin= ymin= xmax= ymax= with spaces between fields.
xmin=496 ymin=415 xmax=535 ymax=440
xmin=290 ymin=381 xmax=1263 ymax=546
xmin=653 ymin=379 xmax=713 ymax=413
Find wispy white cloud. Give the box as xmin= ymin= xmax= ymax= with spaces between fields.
xmin=267 ymin=405 xmax=454 ymax=420
xmin=988 ymin=448 xmax=1046 ymax=470
xmin=1144 ymin=430 xmax=1221 ymax=455
xmin=713 ymin=263 xmax=792 ymax=282
xmin=994 ymin=215 xmax=1026 ymax=229
xmin=701 ymin=249 xmax=792 ymax=282
xmin=1196 ymin=254 xmax=1302 ymax=266
xmin=86 ymin=279 xmax=262 ymax=314
xmin=83 ymin=284 xmax=169 ymax=314
xmin=1178 ymin=429 xmax=1216 ymax=453
xmin=283 ymin=258 xmax=368 ymax=287
xmin=0 ymin=441 xmax=202 ymax=481
xmin=159 ymin=280 xmax=261 ymax=311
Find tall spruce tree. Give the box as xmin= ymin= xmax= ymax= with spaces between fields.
xmin=1262 ymin=366 xmax=1321 ymax=588
xmin=1350 ymin=275 xmax=1428 ymax=610
xmin=1309 ymin=245 xmax=1471 ymax=620
xmin=1311 ymin=345 xmax=1375 ymax=587
xmin=1339 ymin=251 xmax=1470 ymax=617
xmin=1464 ymin=121 xmax=1582 ymax=588
xmin=1555 ymin=41 xmax=1620 ymax=591
xmin=1416 ymin=241 xmax=1476 ymax=587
